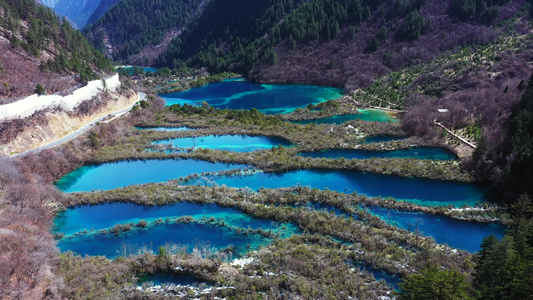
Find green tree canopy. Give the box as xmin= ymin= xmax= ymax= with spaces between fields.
xmin=473 ymin=194 xmax=533 ymax=300
xmin=35 ymin=84 xmax=46 ymax=95
xmin=397 ymin=266 xmax=473 ymax=300
xmin=502 ymin=74 xmax=533 ymax=196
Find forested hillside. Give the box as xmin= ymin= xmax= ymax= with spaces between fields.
xmin=85 ymin=0 xmax=530 ymax=87
xmin=0 ymin=0 xmax=113 ymax=100
xmin=84 ymin=0 xmax=208 ymax=65
xmin=85 ymin=0 xmax=119 ymax=26
xmin=499 ymin=74 xmax=533 ymax=197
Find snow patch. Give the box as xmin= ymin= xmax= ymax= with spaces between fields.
xmin=230 ymin=257 xmax=253 ymax=268
xmin=449 ymin=207 xmax=486 ymax=212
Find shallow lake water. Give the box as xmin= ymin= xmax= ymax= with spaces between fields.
xmin=161 ymin=78 xmax=344 ymax=114
xmin=355 ymin=263 xmax=401 ymax=290
xmin=119 ymin=66 xmax=159 ymax=74
xmin=187 ymin=169 xmax=488 ymax=207
xmin=295 ymin=202 xmax=504 ymax=252
xmin=57 ymin=158 xmax=490 ymax=206
xmin=152 ymin=134 xmax=292 ymax=152
xmin=54 ymin=202 xmax=298 ymax=258
xmin=56 ymin=159 xmax=248 ymax=193
xmin=298 ymin=147 xmax=457 ymax=160
xmin=138 ymin=272 xmax=205 ymax=287
xmin=56 ymin=222 xmax=291 ymax=258
xmin=292 ymin=110 xmax=398 ymax=124
xmin=56 ymin=157 xmax=490 ymax=207
xmin=369 ymin=206 xmax=506 ymax=252
xmin=54 ymin=202 xmax=284 ymax=236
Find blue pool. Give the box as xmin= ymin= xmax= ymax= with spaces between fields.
xmin=292 ymin=110 xmax=398 ymax=124
xmin=369 ymin=206 xmax=506 ymax=252
xmin=54 ymin=202 xmax=284 ymax=236
xmin=54 ymin=202 xmax=299 ymax=258
xmin=152 ymin=134 xmax=292 ymax=152
xmin=56 ymin=159 xmax=248 ymax=193
xmin=56 ymin=222 xmax=294 ymax=258
xmin=138 ymin=272 xmax=205 ymax=287
xmin=161 ymin=78 xmax=343 ymax=115
xmin=187 ymin=169 xmax=488 ymax=207
xmin=298 ymin=147 xmax=457 ymax=160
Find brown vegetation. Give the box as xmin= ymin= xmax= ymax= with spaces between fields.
xmin=0 ymin=41 xmax=78 ymax=101
xmin=0 ymin=157 xmax=63 ymax=299
xmin=251 ymin=0 xmax=517 ymax=91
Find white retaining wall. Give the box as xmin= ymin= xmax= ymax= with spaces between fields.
xmin=0 ymin=74 xmax=121 ymax=121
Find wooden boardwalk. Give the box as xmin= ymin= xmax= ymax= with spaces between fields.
xmin=434 ymin=120 xmax=477 ymax=149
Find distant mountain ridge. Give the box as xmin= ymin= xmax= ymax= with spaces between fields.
xmin=84 ymin=0 xmax=208 ymax=65
xmin=39 ymin=0 xmax=117 ymax=28
xmin=42 ymin=0 xmax=100 ymax=28
xmin=55 ymin=0 xmax=100 ymax=28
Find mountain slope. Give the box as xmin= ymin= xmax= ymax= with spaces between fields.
xmin=85 ymin=0 xmax=119 ymax=26
xmin=52 ymin=0 xmax=101 ymax=28
xmin=496 ymin=74 xmax=533 ymax=197
xmin=0 ymin=0 xmax=113 ymax=100
xmin=84 ymin=0 xmax=208 ymax=65
xmin=85 ymin=0 xmax=530 ymax=88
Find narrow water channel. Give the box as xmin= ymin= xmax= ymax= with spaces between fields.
xmin=152 ymin=134 xmax=292 ymax=152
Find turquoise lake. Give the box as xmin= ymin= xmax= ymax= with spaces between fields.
xmin=160 ymin=78 xmax=343 ymax=114
xmin=188 ymin=170 xmax=488 ymax=207
xmin=139 ymin=66 xmax=160 ymax=73
xmin=119 ymin=66 xmax=159 ymax=75
xmin=369 ymin=206 xmax=506 ymax=252
xmin=56 ymin=159 xmax=490 ymax=206
xmin=54 ymin=202 xmax=298 ymax=258
xmin=143 ymin=67 xmax=159 ymax=73
xmin=54 ymin=202 xmax=285 ymax=236
xmin=299 ymin=202 xmax=503 ymax=252
xmin=56 ymin=222 xmax=286 ymax=259
xmin=152 ymin=134 xmax=292 ymax=152
xmin=298 ymin=147 xmax=457 ymax=160
xmin=292 ymin=110 xmax=398 ymax=124
xmin=56 ymin=159 xmax=248 ymax=193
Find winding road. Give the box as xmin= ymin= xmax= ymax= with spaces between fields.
xmin=9 ymin=92 xmax=145 ymax=160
